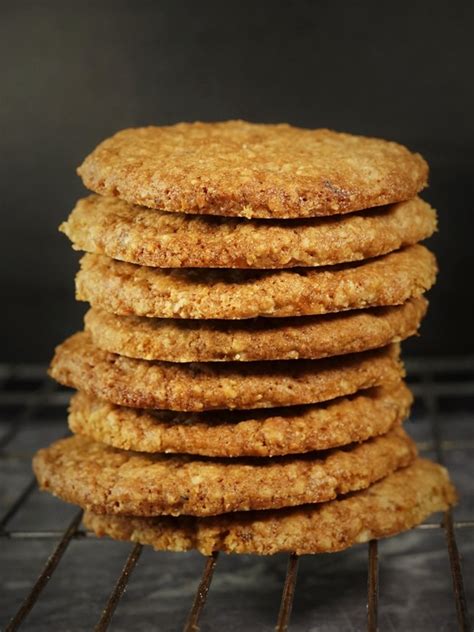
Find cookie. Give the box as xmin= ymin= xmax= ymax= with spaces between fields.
xmin=33 ymin=427 xmax=416 ymax=517
xmin=83 ymin=459 xmax=456 ymax=555
xmin=76 ymin=245 xmax=436 ymax=319
xmin=49 ymin=332 xmax=404 ymax=411
xmin=61 ymin=194 xmax=436 ymax=269
xmin=77 ymin=121 xmax=428 ymax=219
xmin=84 ymin=297 xmax=427 ymax=362
xmin=68 ymin=382 xmax=412 ymax=457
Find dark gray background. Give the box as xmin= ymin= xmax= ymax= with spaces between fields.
xmin=1 ymin=0 xmax=473 ymax=361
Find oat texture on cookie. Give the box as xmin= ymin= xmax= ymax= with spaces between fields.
xmin=75 ymin=246 xmax=437 ymax=319
xmin=77 ymin=121 xmax=428 ymax=218
xmin=68 ymin=383 xmax=413 ymax=457
xmin=35 ymin=121 xmax=456 ymax=556
xmin=33 ymin=427 xmax=417 ymax=516
xmin=82 ymin=459 xmax=456 ymax=555
xmin=61 ymin=194 xmax=437 ymax=268
xmin=84 ymin=297 xmax=427 ymax=362
xmin=49 ymin=332 xmax=404 ymax=411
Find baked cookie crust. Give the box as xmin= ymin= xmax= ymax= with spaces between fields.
xmin=84 ymin=297 xmax=427 ymax=362
xmin=33 ymin=427 xmax=416 ymax=517
xmin=61 ymin=194 xmax=436 ymax=268
xmin=49 ymin=332 xmax=404 ymax=411
xmin=82 ymin=459 xmax=456 ymax=555
xmin=76 ymin=245 xmax=437 ymax=319
xmin=68 ymin=382 xmax=412 ymax=457
xmin=77 ymin=121 xmax=428 ymax=219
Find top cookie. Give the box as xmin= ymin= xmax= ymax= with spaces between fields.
xmin=77 ymin=121 xmax=428 ymax=219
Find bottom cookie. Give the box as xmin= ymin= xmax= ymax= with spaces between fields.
xmin=83 ymin=458 xmax=456 ymax=555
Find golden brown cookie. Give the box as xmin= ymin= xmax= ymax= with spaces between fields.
xmin=49 ymin=332 xmax=404 ymax=411
xmin=76 ymin=245 xmax=436 ymax=319
xmin=33 ymin=427 xmax=416 ymax=517
xmin=61 ymin=194 xmax=436 ymax=269
xmin=84 ymin=297 xmax=427 ymax=362
xmin=83 ymin=459 xmax=456 ymax=555
xmin=77 ymin=122 xmax=428 ymax=219
xmin=68 ymin=382 xmax=412 ymax=457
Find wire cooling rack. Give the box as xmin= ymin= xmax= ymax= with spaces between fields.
xmin=0 ymin=358 xmax=472 ymax=631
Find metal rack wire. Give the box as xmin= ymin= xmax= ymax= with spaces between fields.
xmin=0 ymin=359 xmax=472 ymax=631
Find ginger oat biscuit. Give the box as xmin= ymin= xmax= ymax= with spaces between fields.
xmin=76 ymin=245 xmax=436 ymax=320
xmin=33 ymin=427 xmax=416 ymax=517
xmin=68 ymin=382 xmax=412 ymax=457
xmin=49 ymin=332 xmax=404 ymax=411
xmin=61 ymin=194 xmax=436 ymax=269
xmin=77 ymin=121 xmax=428 ymax=219
xmin=82 ymin=459 xmax=456 ymax=555
xmin=84 ymin=297 xmax=427 ymax=362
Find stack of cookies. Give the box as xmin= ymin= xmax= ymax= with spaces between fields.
xmin=34 ymin=122 xmax=456 ymax=556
